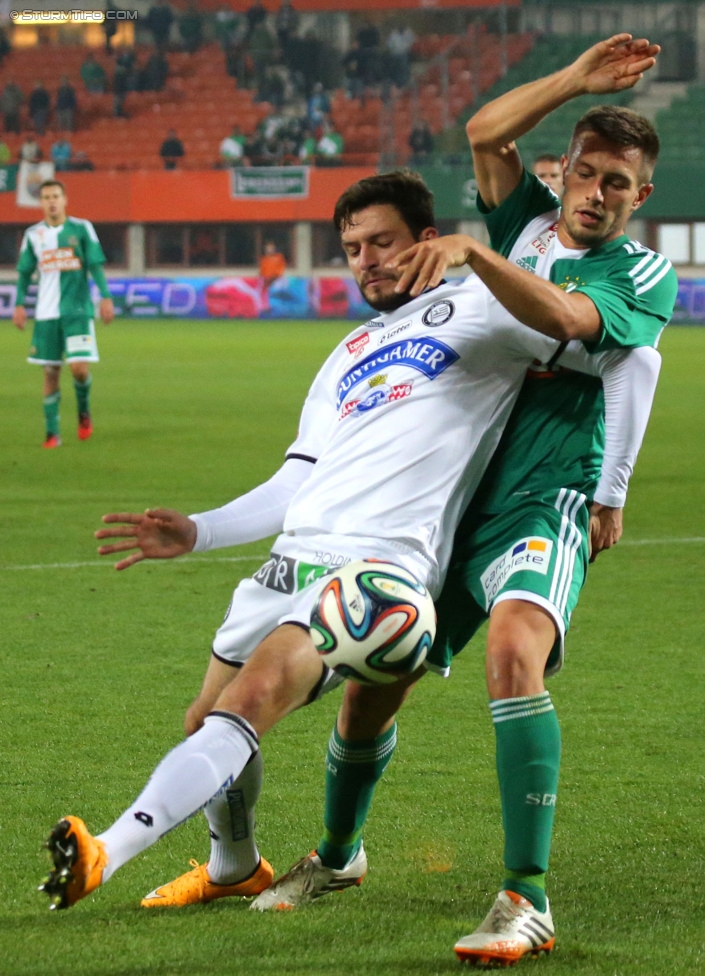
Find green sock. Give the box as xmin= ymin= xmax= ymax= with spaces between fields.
xmin=43 ymin=391 xmax=61 ymax=437
xmin=73 ymin=374 xmax=92 ymax=416
xmin=317 ymin=723 xmax=397 ymax=870
xmin=490 ymin=692 xmax=561 ymax=914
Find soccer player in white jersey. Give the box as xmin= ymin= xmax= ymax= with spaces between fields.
xmin=37 ymin=161 xmax=651 ymax=915
xmin=12 ymin=180 xmax=114 ymax=448
xmin=255 ymin=35 xmax=676 ymax=966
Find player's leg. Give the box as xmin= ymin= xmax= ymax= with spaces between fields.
xmin=28 ymin=318 xmax=64 ymax=446
xmin=253 ymin=571 xmax=488 ymax=911
xmin=40 ymin=623 xmax=324 ymax=910
xmin=64 ymin=317 xmax=98 ymax=440
xmin=454 ymin=495 xmax=588 ymax=964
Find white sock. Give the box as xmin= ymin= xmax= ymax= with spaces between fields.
xmin=98 ymin=713 xmax=259 ymax=882
xmin=205 ymin=749 xmax=263 ymax=884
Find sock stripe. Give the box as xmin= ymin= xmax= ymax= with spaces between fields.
xmin=206 ymin=711 xmax=259 ymax=754
xmin=328 ymin=725 xmax=397 ymax=765
xmin=490 ymin=694 xmax=554 ymax=724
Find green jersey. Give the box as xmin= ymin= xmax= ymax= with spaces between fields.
xmin=16 ymin=216 xmax=110 ymax=321
xmin=472 ymin=170 xmax=678 ymax=513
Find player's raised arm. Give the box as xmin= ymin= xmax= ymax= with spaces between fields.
xmin=466 ymin=34 xmax=659 ymax=209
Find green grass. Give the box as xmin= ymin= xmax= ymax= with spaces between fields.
xmin=0 ymin=320 xmax=703 ymax=976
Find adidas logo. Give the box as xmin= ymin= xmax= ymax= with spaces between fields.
xmin=516 ymin=255 xmax=538 ymax=273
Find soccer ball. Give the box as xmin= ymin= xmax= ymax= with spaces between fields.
xmin=310 ymin=560 xmax=436 ymax=685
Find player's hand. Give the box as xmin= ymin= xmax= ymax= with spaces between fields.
xmin=100 ymin=297 xmax=115 ymax=324
xmin=12 ymin=305 xmax=27 ymax=330
xmin=569 ymin=34 xmax=660 ymax=95
xmin=389 ymin=235 xmax=474 ymax=298
xmin=95 ymin=508 xmax=197 ymax=570
xmin=588 ymin=503 xmax=623 ymax=563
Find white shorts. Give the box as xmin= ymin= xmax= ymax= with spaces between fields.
xmin=211 ymin=531 xmax=433 ymax=699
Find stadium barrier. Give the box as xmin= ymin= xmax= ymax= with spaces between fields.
xmin=0 ymin=275 xmax=703 ymax=322
xmin=0 ymin=275 xmax=375 ymax=319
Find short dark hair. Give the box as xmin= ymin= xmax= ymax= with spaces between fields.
xmin=39 ymin=179 xmax=66 ymax=195
xmin=569 ymin=106 xmax=660 ymax=178
xmin=334 ymin=169 xmax=435 ymax=238
xmin=533 ymin=153 xmax=561 ymax=165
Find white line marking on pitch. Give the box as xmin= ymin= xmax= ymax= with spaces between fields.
xmin=0 ymin=538 xmax=704 ymax=572
xmin=0 ymin=555 xmax=269 ymax=571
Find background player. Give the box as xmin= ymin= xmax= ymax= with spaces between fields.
xmin=12 ymin=180 xmax=115 ymax=448
xmin=532 ymin=152 xmax=563 ymax=197
xmin=255 ymin=35 xmax=676 ymax=967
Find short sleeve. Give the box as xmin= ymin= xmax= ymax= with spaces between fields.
xmin=285 ymin=346 xmax=342 ymax=462
xmin=16 ymin=230 xmax=37 ymax=274
xmin=478 ymin=169 xmax=560 ymax=257
xmin=580 ymin=252 xmax=678 ymax=351
xmin=82 ymin=220 xmax=107 ymax=265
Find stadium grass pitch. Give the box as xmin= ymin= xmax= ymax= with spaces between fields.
xmin=0 ymin=319 xmax=703 ymax=976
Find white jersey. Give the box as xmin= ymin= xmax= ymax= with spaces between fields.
xmin=282 ymin=277 xmax=562 ymax=593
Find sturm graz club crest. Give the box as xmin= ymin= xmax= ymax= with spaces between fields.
xmin=422 ymin=300 xmax=455 ymax=327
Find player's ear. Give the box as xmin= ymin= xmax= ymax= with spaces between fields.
xmin=420 ymin=226 xmax=439 ymax=241
xmin=633 ymin=182 xmax=653 ymax=211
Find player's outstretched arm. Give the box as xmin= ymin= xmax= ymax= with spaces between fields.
xmin=96 ymin=509 xmax=197 ymax=570
xmin=466 ymin=34 xmax=659 ymax=209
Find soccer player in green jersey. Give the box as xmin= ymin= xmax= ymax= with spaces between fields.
xmin=12 ymin=180 xmax=115 ymax=448
xmin=255 ymin=34 xmax=677 ymax=964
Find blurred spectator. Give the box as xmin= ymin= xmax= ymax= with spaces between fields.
xmin=191 ymin=228 xmax=219 ymax=265
xmin=292 ymin=29 xmax=324 ymax=97
xmin=160 ymin=129 xmax=184 ymax=169
xmin=357 ymin=20 xmax=380 ymax=51
xmin=342 ymin=42 xmax=364 ymax=100
xmin=298 ymin=123 xmax=317 ymax=164
xmin=408 ymin=120 xmax=434 ymax=166
xmin=145 ymin=0 xmax=174 ymax=52
xmin=245 ymin=0 xmax=267 ymax=40
xmin=20 ymin=136 xmax=40 ymax=162
xmin=0 ymin=28 xmax=11 ymax=66
xmin=113 ymin=60 xmax=129 ymax=116
xmin=532 ymin=153 xmax=563 ymax=197
xmin=56 ymin=75 xmax=77 ymax=131
xmin=259 ymin=239 xmax=286 ymax=287
xmin=104 ymin=1 xmax=119 ymax=55
xmin=81 ymin=52 xmax=107 ymax=94
xmin=116 ymin=46 xmax=137 ymax=81
xmin=69 ymin=150 xmax=95 ymax=171
xmin=275 ymin=0 xmax=299 ymax=55
xmin=316 ymin=119 xmax=343 ymax=166
xmin=29 ymin=81 xmax=50 ymax=136
xmin=214 ymin=4 xmax=240 ymax=52
xmin=256 ymin=65 xmax=287 ymax=110
xmin=0 ymin=138 xmax=11 ymax=165
xmin=386 ymin=25 xmax=415 ymax=88
xmin=220 ymin=124 xmax=247 ymax=167
xmin=224 ymin=38 xmax=250 ymax=87
xmin=307 ymin=81 xmax=330 ymax=128
xmin=139 ymin=50 xmax=169 ymax=92
xmin=249 ymin=21 xmax=276 ymax=90
xmin=50 ymin=137 xmax=72 ymax=171
xmin=179 ymin=1 xmax=203 ymax=54
xmin=0 ymin=79 xmax=23 ymax=134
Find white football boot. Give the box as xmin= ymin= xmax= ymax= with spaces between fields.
xmin=454 ymin=889 xmax=555 ymax=966
xmin=250 ymin=845 xmax=367 ymax=911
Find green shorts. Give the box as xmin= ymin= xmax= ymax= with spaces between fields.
xmin=428 ymin=489 xmax=590 ymax=678
xmin=28 ymin=316 xmax=99 ymax=366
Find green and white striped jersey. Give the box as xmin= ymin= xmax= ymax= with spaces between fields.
xmin=472 ymin=169 xmax=678 ymax=513
xmin=16 ymin=216 xmax=108 ymax=321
